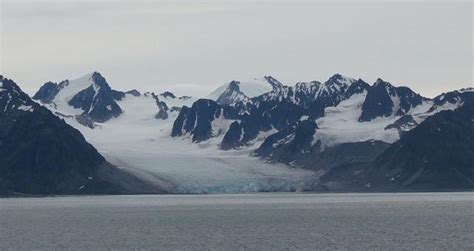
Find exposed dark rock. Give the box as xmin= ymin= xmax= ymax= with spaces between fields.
xmin=34 ymin=72 xmax=124 ymax=123
xmin=32 ymin=81 xmax=61 ymax=103
xmin=171 ymin=106 xmax=192 ymax=137
xmin=309 ymin=140 xmax=391 ymax=172
xmin=170 ymin=106 xmax=182 ymax=113
xmin=343 ymin=79 xmax=370 ymax=98
xmin=264 ymin=75 xmax=285 ymax=90
xmin=364 ymin=102 xmax=474 ymax=190
xmin=152 ymin=93 xmax=169 ymax=120
xmin=112 ymin=90 xmax=126 ymax=101
xmin=359 ymin=79 xmax=426 ymax=122
xmin=155 ymin=109 xmax=169 ymax=120
xmin=160 ymin=91 xmax=176 ymax=99
xmin=125 ymin=89 xmax=141 ymax=97
xmin=221 ymin=121 xmax=243 ymax=150
xmin=171 ymin=99 xmax=238 ymax=142
xmin=385 ymin=115 xmax=418 ymax=133
xmin=54 ymin=111 xmax=74 ymax=119
xmin=255 ymin=119 xmax=318 ymax=163
xmin=75 ymin=114 xmax=96 ymax=129
xmin=429 ymin=89 xmax=474 ymax=113
xmin=358 ymin=79 xmax=395 ymax=122
xmin=179 ymin=96 xmax=192 ymax=100
xmin=215 ymin=80 xmax=247 ymax=105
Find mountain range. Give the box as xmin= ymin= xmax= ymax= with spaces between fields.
xmin=1 ymin=72 xmax=472 ymax=194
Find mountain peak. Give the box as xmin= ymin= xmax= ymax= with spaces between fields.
xmin=0 ymin=76 xmax=28 ymax=101
xmin=208 ymin=78 xmax=274 ymax=105
xmin=160 ymin=91 xmax=177 ymax=99
xmin=328 ymin=73 xmax=343 ymax=81
xmin=325 ymin=73 xmax=356 ymax=87
xmin=373 ymin=78 xmax=395 ymax=89
xmin=92 ymin=71 xmax=102 ymax=77
xmin=264 ymin=75 xmax=284 ymax=89
xmin=374 ymin=78 xmax=389 ymax=85
xmin=1 ymin=76 xmax=36 ymax=114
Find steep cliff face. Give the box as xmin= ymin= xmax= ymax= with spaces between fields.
xmin=359 ymin=79 xmax=425 ymax=122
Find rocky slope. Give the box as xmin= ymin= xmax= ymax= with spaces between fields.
xmin=367 ymin=95 xmax=474 ymax=190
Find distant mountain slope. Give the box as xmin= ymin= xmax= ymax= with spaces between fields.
xmin=0 ymin=76 xmax=163 ymax=195
xmin=367 ymin=95 xmax=474 ymax=190
xmin=208 ymin=76 xmax=282 ymax=105
xmin=171 ymin=99 xmax=239 ymax=142
xmin=33 ymin=72 xmax=124 ymax=123
xmin=359 ymin=79 xmax=426 ymax=122
xmin=175 ymin=74 xmax=444 ymax=151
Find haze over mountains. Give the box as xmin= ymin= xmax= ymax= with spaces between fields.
xmin=1 ymin=72 xmax=472 ymax=194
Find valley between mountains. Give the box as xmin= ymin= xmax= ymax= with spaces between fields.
xmin=1 ymin=72 xmax=472 ymax=194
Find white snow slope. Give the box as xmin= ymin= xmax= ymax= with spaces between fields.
xmin=313 ymin=91 xmax=459 ymax=148
xmin=208 ymin=77 xmax=275 ymax=101
xmin=50 ymin=73 xmax=96 ymax=115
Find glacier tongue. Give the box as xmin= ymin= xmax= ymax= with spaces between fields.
xmin=61 ymin=92 xmax=316 ymax=194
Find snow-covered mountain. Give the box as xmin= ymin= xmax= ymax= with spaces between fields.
xmin=33 ymin=72 xmax=196 ymax=128
xmin=173 ymin=74 xmax=457 ymax=152
xmin=208 ymin=76 xmax=283 ymax=105
xmin=33 ymin=72 xmax=124 ymax=125
xmin=28 ymin=71 xmax=474 ymax=193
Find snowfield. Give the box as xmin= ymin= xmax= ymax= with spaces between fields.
xmin=313 ymin=92 xmax=454 ymax=148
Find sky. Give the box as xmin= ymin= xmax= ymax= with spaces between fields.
xmin=1 ymin=0 xmax=472 ymax=98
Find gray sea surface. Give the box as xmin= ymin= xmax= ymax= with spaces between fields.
xmin=1 ymin=192 xmax=473 ymax=250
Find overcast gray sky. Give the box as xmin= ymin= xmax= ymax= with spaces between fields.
xmin=1 ymin=0 xmax=472 ymax=97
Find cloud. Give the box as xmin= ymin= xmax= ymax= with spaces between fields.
xmin=1 ymin=1 xmax=472 ymax=98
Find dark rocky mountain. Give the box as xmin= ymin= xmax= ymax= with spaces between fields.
xmin=152 ymin=93 xmax=169 ymax=120
xmin=209 ymin=77 xmax=281 ymax=105
xmin=125 ymin=89 xmax=141 ymax=97
xmin=214 ymin=80 xmax=245 ymax=105
xmin=263 ymin=75 xmax=285 ymax=90
xmin=218 ymin=74 xmax=363 ymax=149
xmin=160 ymin=91 xmax=176 ymax=99
xmin=219 ymin=99 xmax=306 ymax=149
xmin=343 ymin=79 xmax=370 ymax=99
xmin=428 ymin=88 xmax=474 ymax=113
xmin=359 ymin=79 xmax=426 ymax=122
xmin=0 ymin=76 xmax=162 ymax=195
xmin=255 ymin=119 xmax=318 ymax=163
xmin=316 ymin=99 xmax=474 ymax=192
xmin=255 ymin=113 xmax=391 ymax=173
xmin=32 ymin=81 xmax=62 ymax=103
xmin=366 ymin=99 xmax=474 ymax=190
xmin=259 ymin=74 xmax=358 ymax=112
xmin=33 ymin=72 xmax=124 ymax=123
xmin=174 ymin=74 xmax=432 ymax=151
xmin=384 ymin=115 xmax=418 ymax=134
xmin=171 ymin=99 xmax=239 ymax=142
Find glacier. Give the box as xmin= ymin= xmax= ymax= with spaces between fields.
xmin=56 ymin=88 xmax=316 ymax=194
